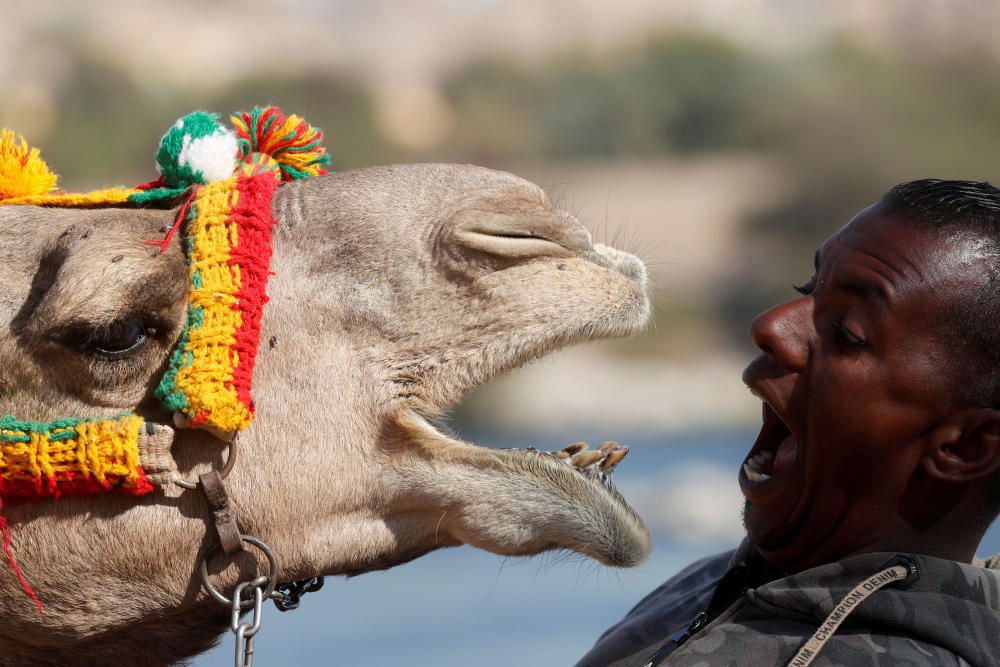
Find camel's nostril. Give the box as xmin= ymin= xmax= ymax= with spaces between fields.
xmin=589 ymin=244 xmax=648 ymax=286
xmin=563 ymin=225 xmax=593 ymax=251
xmin=616 ymin=255 xmax=647 ymax=284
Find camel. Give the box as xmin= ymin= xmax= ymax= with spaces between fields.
xmin=0 ymin=163 xmax=651 ymax=666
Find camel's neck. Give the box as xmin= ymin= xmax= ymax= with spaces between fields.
xmin=0 ymin=598 xmax=228 ymax=667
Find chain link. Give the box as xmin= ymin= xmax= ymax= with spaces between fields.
xmin=272 ymin=577 xmax=325 ymax=612
xmin=230 ymin=577 xmax=267 ymax=667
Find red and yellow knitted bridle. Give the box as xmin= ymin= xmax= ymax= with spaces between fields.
xmin=0 ymin=106 xmax=329 ymax=609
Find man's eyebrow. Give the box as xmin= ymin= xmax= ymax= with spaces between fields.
xmin=836 ymin=277 xmax=890 ymax=307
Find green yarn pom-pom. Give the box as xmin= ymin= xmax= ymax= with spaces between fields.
xmin=156 ymin=111 xmax=238 ymax=189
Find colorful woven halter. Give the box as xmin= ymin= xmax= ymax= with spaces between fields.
xmin=0 ymin=106 xmax=329 ymax=504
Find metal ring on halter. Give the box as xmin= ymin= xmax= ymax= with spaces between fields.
xmin=199 ymin=535 xmax=279 ymax=609
xmin=173 ymin=438 xmax=240 ymax=490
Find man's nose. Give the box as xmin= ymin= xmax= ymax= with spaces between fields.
xmin=749 ymin=297 xmax=811 ymax=370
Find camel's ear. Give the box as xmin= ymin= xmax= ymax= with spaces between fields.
xmin=922 ymin=408 xmax=1000 ymax=482
xmin=450 ymin=208 xmax=591 ymax=260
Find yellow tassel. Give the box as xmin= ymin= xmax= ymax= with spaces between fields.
xmin=0 ymin=129 xmax=58 ymax=201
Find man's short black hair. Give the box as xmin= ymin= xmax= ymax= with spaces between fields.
xmin=879 ymin=179 xmax=1000 ymax=521
xmin=880 ymin=179 xmax=1000 ymax=403
xmin=881 ymin=179 xmax=1000 ymax=225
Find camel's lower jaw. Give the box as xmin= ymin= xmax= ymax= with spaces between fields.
xmin=474 ymin=445 xmax=652 ymax=568
xmin=388 ymin=411 xmax=651 ymax=568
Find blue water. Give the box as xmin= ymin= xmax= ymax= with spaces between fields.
xmin=195 ymin=430 xmax=1000 ymax=666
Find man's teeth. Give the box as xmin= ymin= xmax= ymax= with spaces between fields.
xmin=743 ymin=464 xmax=770 ymax=483
xmin=743 ymin=450 xmax=774 ymax=483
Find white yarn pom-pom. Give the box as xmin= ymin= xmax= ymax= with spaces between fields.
xmin=176 ymin=129 xmax=238 ymax=184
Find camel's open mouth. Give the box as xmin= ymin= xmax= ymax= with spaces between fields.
xmin=381 ymin=235 xmax=652 ymax=570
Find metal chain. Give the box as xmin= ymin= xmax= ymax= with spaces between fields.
xmin=272 ymin=577 xmax=325 ymax=612
xmin=231 ymin=576 xmax=267 ymax=667
xmin=181 ymin=431 xmax=326 ymax=663
xmin=192 ymin=481 xmax=323 ymax=661
xmin=203 ymin=542 xmax=326 ymax=665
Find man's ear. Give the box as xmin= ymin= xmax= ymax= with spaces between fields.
xmin=922 ymin=408 xmax=1000 ymax=482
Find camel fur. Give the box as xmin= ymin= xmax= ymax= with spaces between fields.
xmin=0 ymin=163 xmax=651 ymax=666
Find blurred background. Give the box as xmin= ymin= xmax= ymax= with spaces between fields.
xmin=4 ymin=0 xmax=1000 ymax=664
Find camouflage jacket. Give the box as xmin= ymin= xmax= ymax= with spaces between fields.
xmin=576 ymin=540 xmax=1000 ymax=667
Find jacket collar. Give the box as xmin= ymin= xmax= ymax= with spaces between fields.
xmin=749 ymin=550 xmax=1000 ymax=666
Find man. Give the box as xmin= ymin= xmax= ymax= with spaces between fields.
xmin=577 ymin=179 xmax=1000 ymax=666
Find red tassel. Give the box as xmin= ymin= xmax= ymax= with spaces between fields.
xmin=143 ymin=185 xmax=200 ymax=252
xmin=0 ymin=501 xmax=43 ymax=615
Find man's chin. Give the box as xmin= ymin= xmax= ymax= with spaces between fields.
xmin=743 ymin=498 xmax=856 ymax=573
xmin=742 ymin=499 xmax=772 ymax=546
xmin=738 ymin=456 xmax=813 ymax=552
xmin=741 ymin=498 xmax=798 ymax=553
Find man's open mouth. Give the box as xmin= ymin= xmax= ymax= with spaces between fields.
xmin=741 ymin=402 xmax=798 ymax=486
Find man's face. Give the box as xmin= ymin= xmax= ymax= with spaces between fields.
xmin=740 ymin=204 xmax=990 ymax=571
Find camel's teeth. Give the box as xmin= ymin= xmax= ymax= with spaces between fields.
xmin=563 ymin=442 xmax=589 ymax=455
xmin=599 ymin=447 xmax=628 ymax=472
xmin=571 ymin=450 xmax=604 ymax=469
xmin=598 ymin=441 xmax=619 ymax=454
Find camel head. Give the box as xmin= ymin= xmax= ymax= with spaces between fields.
xmin=0 ymin=163 xmax=650 ymax=665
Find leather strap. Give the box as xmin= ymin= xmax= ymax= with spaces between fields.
xmin=199 ymin=470 xmax=243 ymax=555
